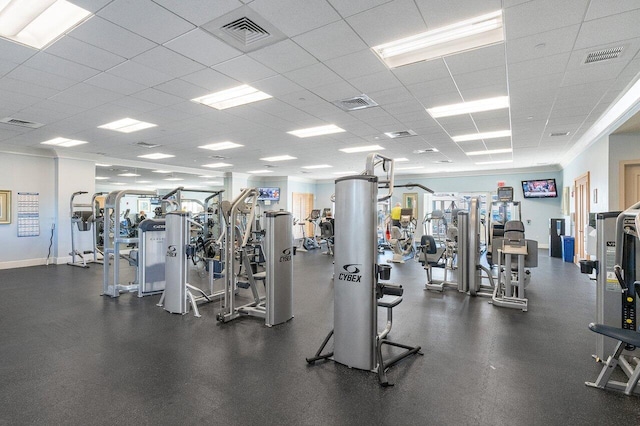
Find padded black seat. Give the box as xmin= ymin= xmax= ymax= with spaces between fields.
xmin=377 ymin=295 xmax=402 ymax=309
xmin=588 ymin=323 xmax=640 ymax=348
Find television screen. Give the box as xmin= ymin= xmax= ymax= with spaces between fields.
xmin=521 ymin=179 xmax=557 ymax=198
xmin=257 ymin=187 xmax=280 ymax=201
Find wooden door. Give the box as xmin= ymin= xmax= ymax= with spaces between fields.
xmin=574 ymin=172 xmax=590 ymax=264
xmin=292 ymin=192 xmax=314 ymax=239
xmin=621 ymin=162 xmax=640 ymax=209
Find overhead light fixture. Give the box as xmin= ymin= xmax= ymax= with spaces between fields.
xmin=302 ymin=164 xmax=332 ymax=169
xmin=137 ymin=153 xmax=175 ymax=160
xmin=117 ymin=173 xmax=140 ymax=177
xmin=164 ymin=177 xmax=183 ymax=181
xmin=247 ymin=170 xmax=273 ymax=174
xmin=192 ymin=85 xmax=271 ymax=110
xmin=98 ymin=118 xmax=157 ymax=133
xmin=287 ymin=124 xmax=345 ymax=138
xmin=475 ymin=160 xmax=513 ymax=165
xmin=202 ymin=163 xmax=233 ymax=168
xmin=372 ymin=10 xmax=503 ymax=68
xmin=452 ymin=130 xmax=511 ymax=142
xmin=260 ymin=155 xmax=297 ymax=162
xmin=465 ymin=148 xmax=512 ymax=156
xmin=40 ymin=137 xmax=88 ymax=147
xmin=95 ymin=177 xmax=109 ymax=180
xmin=152 ymin=170 xmax=171 ymax=173
xmin=111 ymin=182 xmax=126 ymax=186
xmin=339 ymin=145 xmax=384 ymax=153
xmin=396 ymin=166 xmax=425 ymax=171
xmin=427 ymin=96 xmax=509 ymax=118
xmin=204 ymin=181 xmax=223 ymax=185
xmin=95 ymin=163 xmax=112 ymax=167
xmin=0 ymin=0 xmax=92 ymax=49
xmin=137 ymin=180 xmax=152 ymax=184
xmin=199 ymin=141 xmax=244 ymax=151
xmin=394 ymin=158 xmax=410 ymax=162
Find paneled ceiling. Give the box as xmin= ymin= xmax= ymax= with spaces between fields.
xmin=0 ymin=0 xmax=639 ymax=183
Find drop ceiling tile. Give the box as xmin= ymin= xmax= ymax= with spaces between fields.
xmin=248 ymin=39 xmax=318 ymax=74
xmin=108 ymin=60 xmax=173 ymax=86
xmin=46 ymin=36 xmax=126 ymax=71
xmin=249 ymin=0 xmax=342 ymax=37
xmin=415 ymin=0 xmax=501 ymax=28
xmin=474 ymin=116 xmax=512 ymax=132
xmin=575 ymin=9 xmax=640 ymax=50
xmin=152 ymin=0 xmax=243 ymax=25
xmin=391 ymin=58 xmax=451 ymax=85
xmin=213 ymin=55 xmax=277 ymax=83
xmin=0 ymin=77 xmax=58 ymax=99
xmin=367 ymin=86 xmax=415 ymax=105
xmin=50 ymin=83 xmax=123 ymax=109
xmin=309 ymin=80 xmax=359 ymax=101
xmin=293 ymin=20 xmax=368 ymax=62
xmin=585 ymin=0 xmax=640 ymax=21
xmin=324 ymin=49 xmax=389 ymax=80
xmin=69 ymin=17 xmax=156 ymax=59
xmin=444 ymin=44 xmax=505 ymax=76
xmin=181 ymin=68 xmax=239 ymax=92
xmin=561 ymin=65 xmax=620 ymax=86
xmin=156 ymin=79 xmax=218 ymax=100
xmin=250 ymin=75 xmax=304 ymax=97
xmin=350 ymin=70 xmax=402 ymax=93
xmin=7 ymin=66 xmax=77 ymax=91
xmin=484 ymin=140 xmax=513 ymax=150
xmin=98 ymin=0 xmax=195 ymax=44
xmin=284 ymin=63 xmax=342 ymax=89
xmin=436 ymin=115 xmax=477 ymax=133
xmin=506 ymin=25 xmax=580 ymax=64
xmin=505 ymin=0 xmax=588 ymax=40
xmin=451 ymin=66 xmax=506 ymax=91
xmin=24 ymin=52 xmax=100 ymax=81
xmin=408 ymin=77 xmax=459 ymax=102
xmin=110 ymin=96 xmax=166 ymax=113
xmin=132 ymin=46 xmax=205 ymax=78
xmin=508 ymin=52 xmax=571 ymax=82
xmin=299 ymin=101 xmax=342 ymax=118
xmin=85 ymin=72 xmax=147 ymax=95
xmin=346 ymin=0 xmax=427 ymax=46
xmin=132 ymin=88 xmax=184 ymax=107
xmin=164 ymin=29 xmax=242 ymax=67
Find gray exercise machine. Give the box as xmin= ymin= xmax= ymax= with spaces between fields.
xmin=135 ymin=218 xmax=166 ymax=297
xmin=68 ymin=191 xmax=102 ymax=268
xmin=582 ymin=204 xmax=640 ymax=395
xmin=217 ymin=188 xmax=294 ymax=326
xmin=306 ymin=153 xmax=422 ymax=386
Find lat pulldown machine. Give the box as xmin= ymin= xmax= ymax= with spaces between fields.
xmin=306 ymin=153 xmax=422 ymax=386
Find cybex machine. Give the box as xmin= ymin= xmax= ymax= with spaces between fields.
xmin=582 ymin=203 xmax=640 ymax=395
xmin=216 ymin=188 xmax=294 ymax=326
xmin=68 ymin=191 xmax=104 ymax=268
xmin=307 ymin=153 xmax=422 ymax=386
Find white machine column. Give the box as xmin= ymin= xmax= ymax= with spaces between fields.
xmin=264 ymin=210 xmax=294 ymax=326
xmin=333 ymin=175 xmax=378 ymax=370
xmin=163 ymin=211 xmax=190 ymax=314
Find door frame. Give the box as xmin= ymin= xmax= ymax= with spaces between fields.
xmin=574 ymin=172 xmax=590 ymax=264
xmin=618 ymin=159 xmax=640 ymax=210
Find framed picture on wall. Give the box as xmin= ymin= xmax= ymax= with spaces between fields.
xmin=137 ymin=199 xmax=151 ymax=214
xmin=403 ymin=192 xmax=418 ymax=219
xmin=0 ymin=190 xmax=11 ymax=224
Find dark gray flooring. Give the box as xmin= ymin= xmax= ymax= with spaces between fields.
xmin=1 ymin=250 xmax=640 ymax=425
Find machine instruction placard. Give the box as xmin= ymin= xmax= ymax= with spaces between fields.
xmin=605 ymin=241 xmax=618 ymax=291
xmin=17 ymin=192 xmax=39 ymax=237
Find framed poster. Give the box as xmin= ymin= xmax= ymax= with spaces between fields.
xmin=403 ymin=192 xmax=418 ymax=219
xmin=0 ymin=190 xmax=11 ymax=224
xmin=137 ymin=198 xmax=151 ymax=214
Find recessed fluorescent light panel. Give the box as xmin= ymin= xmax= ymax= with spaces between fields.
xmin=372 ymin=10 xmax=503 ymax=68
xmin=204 ymin=181 xmax=223 ymax=185
xmin=475 ymin=160 xmax=513 ymax=165
xmin=202 ymin=163 xmax=233 ymax=168
xmin=137 ymin=181 xmax=152 ymax=184
xmin=95 ymin=163 xmax=112 ymax=167
xmin=260 ymin=155 xmax=296 ymax=162
xmin=137 ymin=153 xmax=175 ymax=160
xmin=396 ymin=166 xmax=425 ymax=171
xmin=302 ymin=164 xmax=332 ymax=169
xmin=288 ymin=124 xmax=345 ymax=138
xmin=40 ymin=137 xmax=88 ymax=147
xmin=339 ymin=145 xmax=384 ymax=154
xmin=465 ymin=148 xmax=512 ymax=156
xmin=98 ymin=118 xmax=157 ymax=133
xmin=192 ymin=85 xmax=271 ymax=110
xmin=452 ymin=130 xmax=511 ymax=142
xmin=117 ymin=173 xmax=140 ymax=177
xmin=247 ymin=170 xmax=273 ymax=174
xmin=394 ymin=158 xmax=410 ymax=162
xmin=152 ymin=170 xmax=171 ymax=173
xmin=427 ymin=96 xmax=509 ymax=118
xmin=95 ymin=177 xmax=109 ymax=180
xmin=199 ymin=141 xmax=244 ymax=151
xmin=164 ymin=178 xmax=183 ymax=181
xmin=333 ymin=171 xmax=357 ymax=175
xmin=0 ymin=0 xmax=92 ymax=49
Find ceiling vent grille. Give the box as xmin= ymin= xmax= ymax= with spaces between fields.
xmin=435 ymin=159 xmax=452 ymax=163
xmin=264 ymin=164 xmax=277 ymax=168
xmin=584 ymin=46 xmax=623 ymax=64
xmin=550 ymin=131 xmax=570 ymax=137
xmin=136 ymin=141 xmax=161 ymax=149
xmin=413 ymin=148 xmax=439 ymax=154
xmin=386 ymin=130 xmax=417 ymax=139
xmin=201 ymin=6 xmax=286 ymax=53
xmin=208 ymin=155 xmax=228 ymax=160
xmin=333 ymin=94 xmax=379 ymax=111
xmin=0 ymin=117 xmax=44 ymax=129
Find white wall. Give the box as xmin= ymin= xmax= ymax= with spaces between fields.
xmin=609 ymin=133 xmax=640 ymax=210
xmin=0 ymin=153 xmax=56 ymax=268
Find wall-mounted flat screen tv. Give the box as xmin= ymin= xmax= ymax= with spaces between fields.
xmin=257 ymin=187 xmax=280 ymax=201
xmin=521 ymin=179 xmax=557 ymax=198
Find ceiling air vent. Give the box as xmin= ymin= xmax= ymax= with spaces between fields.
xmin=208 ymin=155 xmax=228 ymax=160
xmin=550 ymin=132 xmax=570 ymax=137
xmin=201 ymin=6 xmax=287 ymax=53
xmin=435 ymin=160 xmax=452 ymax=163
xmin=332 ymin=94 xmax=379 ymax=111
xmin=584 ymin=46 xmax=623 ymax=64
xmin=264 ymin=164 xmax=277 ymax=168
xmin=0 ymin=117 xmax=44 ymax=129
xmin=412 ymin=148 xmax=439 ymax=154
xmin=136 ymin=141 xmax=161 ymax=149
xmin=385 ymin=129 xmax=417 ymax=139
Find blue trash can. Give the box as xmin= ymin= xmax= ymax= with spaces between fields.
xmin=561 ymin=236 xmax=575 ymax=263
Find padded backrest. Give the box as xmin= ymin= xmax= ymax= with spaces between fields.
xmin=390 ymin=226 xmax=402 ymax=240
xmin=320 ymin=220 xmax=333 ymax=238
xmin=504 ymin=220 xmax=525 ymax=240
xmin=421 ymin=234 xmax=437 ymax=254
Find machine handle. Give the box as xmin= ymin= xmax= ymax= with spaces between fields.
xmin=614 ymin=264 xmax=627 ymax=291
xmin=364 ymin=152 xmax=394 ymax=202
xmin=377 ymin=283 xmax=403 ymax=297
